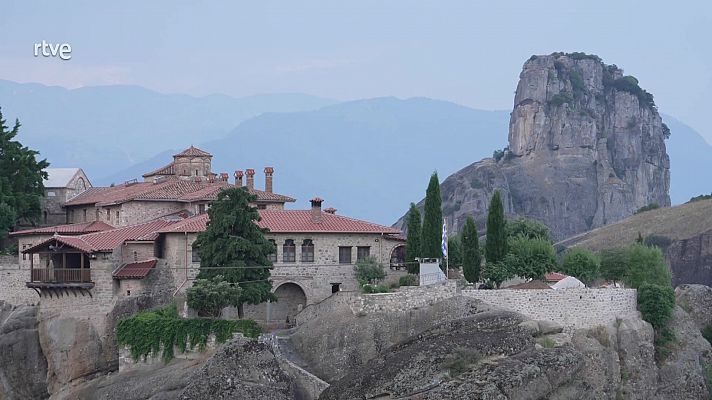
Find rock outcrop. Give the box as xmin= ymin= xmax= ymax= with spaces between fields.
xmin=676 ymin=284 xmax=712 ymax=330
xmin=398 ymin=53 xmax=670 ymax=240
xmin=0 ymin=301 xmax=49 ymax=400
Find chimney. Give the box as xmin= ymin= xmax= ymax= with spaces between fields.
xmin=219 ymin=172 xmax=229 ymax=182
xmin=246 ymin=169 xmax=255 ymax=191
xmin=310 ymin=197 xmax=323 ymax=223
xmin=207 ymin=173 xmax=216 ymax=183
xmin=324 ymin=207 xmax=337 ymax=214
xmin=264 ymin=167 xmax=274 ymax=193
xmin=234 ymin=170 xmax=243 ymax=187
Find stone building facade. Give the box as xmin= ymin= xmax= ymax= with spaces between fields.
xmin=40 ymin=168 xmax=92 ymax=226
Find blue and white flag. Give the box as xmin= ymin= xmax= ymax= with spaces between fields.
xmin=441 ymin=220 xmax=448 ymax=258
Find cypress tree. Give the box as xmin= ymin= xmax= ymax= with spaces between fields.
xmin=405 ymin=203 xmax=421 ymax=274
xmin=485 ymin=190 xmax=507 ymax=264
xmin=462 ymin=216 xmax=481 ymax=283
xmin=420 ymin=172 xmax=443 ymax=259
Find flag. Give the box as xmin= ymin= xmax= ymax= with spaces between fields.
xmin=441 ymin=220 xmax=448 ymax=258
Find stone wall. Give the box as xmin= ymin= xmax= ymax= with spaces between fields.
xmin=117 ymin=201 xmax=187 ymax=227
xmin=461 ymin=288 xmax=638 ymax=328
xmin=0 ymin=255 xmax=37 ymax=306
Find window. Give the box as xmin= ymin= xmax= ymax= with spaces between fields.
xmin=198 ymin=204 xmax=206 ymax=214
xmin=331 ymin=283 xmax=341 ymax=293
xmin=46 ymin=191 xmax=56 ymax=197
xmin=257 ymin=204 xmax=267 ymax=210
xmin=83 ymin=209 xmax=87 ymax=222
xmin=107 ymin=209 xmax=111 ymax=221
xmin=357 ymin=246 xmax=371 ymax=261
xmin=191 ymin=244 xmax=201 ymax=263
xmin=339 ymin=246 xmax=352 ymax=264
xmin=301 ymin=239 xmax=314 ymax=262
xmin=195 ymin=169 xmax=199 ymax=176
xmin=95 ymin=209 xmax=100 ymax=220
xmin=43 ymin=211 xmax=48 ymax=224
xmin=116 ymin=210 xmax=120 ymax=222
xmin=69 ymin=210 xmax=74 ymax=223
xmin=133 ymin=251 xmax=138 ymax=261
xmin=22 ymin=245 xmax=26 ymax=260
xmin=267 ymin=240 xmax=277 ymax=263
xmin=283 ymin=240 xmax=296 ymax=263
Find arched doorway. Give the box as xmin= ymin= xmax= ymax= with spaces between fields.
xmin=390 ymin=245 xmax=406 ymax=270
xmin=271 ymin=282 xmax=307 ymax=324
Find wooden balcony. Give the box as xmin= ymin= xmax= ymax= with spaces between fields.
xmin=30 ymin=268 xmax=91 ymax=283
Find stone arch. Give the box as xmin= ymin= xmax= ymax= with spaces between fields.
xmin=389 ymin=244 xmax=406 ymax=269
xmin=271 ymin=282 xmax=307 ymax=323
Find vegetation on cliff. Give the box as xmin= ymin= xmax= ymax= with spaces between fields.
xmin=117 ymin=305 xmax=261 ymax=362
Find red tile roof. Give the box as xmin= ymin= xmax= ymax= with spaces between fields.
xmin=544 ymin=272 xmax=568 ymax=282
xmin=23 ymin=219 xmax=179 ymax=253
xmin=113 ymin=259 xmax=157 ymax=279
xmin=506 ymin=280 xmax=553 ymax=290
xmin=10 ymin=221 xmax=114 ymax=237
xmin=143 ymin=162 xmax=176 ymax=178
xmin=157 ymin=210 xmax=402 ymax=235
xmin=64 ymin=180 xmax=295 ymax=207
xmin=174 ymin=146 xmax=212 ymax=157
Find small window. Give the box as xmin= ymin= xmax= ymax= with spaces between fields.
xmin=83 ymin=209 xmax=87 ymax=222
xmin=95 ymin=209 xmax=100 ymax=220
xmin=107 ymin=209 xmax=111 ymax=221
xmin=116 ymin=210 xmax=120 ymax=222
xmin=283 ymin=239 xmax=296 ymax=263
xmin=43 ymin=211 xmax=48 ymax=224
xmin=195 ymin=169 xmax=198 ymax=176
xmin=257 ymin=204 xmax=267 ymax=210
xmin=22 ymin=245 xmax=26 ymax=260
xmin=133 ymin=251 xmax=138 ymax=261
xmin=198 ymin=204 xmax=206 ymax=214
xmin=301 ymin=239 xmax=314 ymax=263
xmin=332 ymin=283 xmax=341 ymax=293
xmin=46 ymin=191 xmax=56 ymax=197
xmin=357 ymin=246 xmax=371 ymax=261
xmin=267 ymin=240 xmax=277 ymax=263
xmin=339 ymin=246 xmax=352 ymax=264
xmin=191 ymin=244 xmax=201 ymax=263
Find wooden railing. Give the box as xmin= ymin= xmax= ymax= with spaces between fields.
xmin=30 ymin=268 xmax=91 ymax=283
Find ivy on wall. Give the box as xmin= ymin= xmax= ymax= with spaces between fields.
xmin=117 ymin=304 xmax=261 ymax=362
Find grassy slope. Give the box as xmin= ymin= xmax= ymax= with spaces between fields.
xmin=556 ymin=199 xmax=712 ymax=251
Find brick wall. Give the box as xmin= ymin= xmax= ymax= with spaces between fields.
xmin=461 ymin=288 xmax=638 ymax=328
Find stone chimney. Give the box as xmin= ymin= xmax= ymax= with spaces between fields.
xmin=324 ymin=207 xmax=337 ymax=214
xmin=264 ymin=167 xmax=274 ymax=193
xmin=246 ymin=169 xmax=255 ymax=191
xmin=234 ymin=170 xmax=243 ymax=187
xmin=219 ymin=172 xmax=229 ymax=182
xmin=310 ymin=197 xmax=323 ymax=223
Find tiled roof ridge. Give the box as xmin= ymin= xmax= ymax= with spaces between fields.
xmin=143 ymin=161 xmax=176 ymax=177
xmin=174 ymin=146 xmax=212 ymax=157
xmin=262 ymin=209 xmax=400 ymax=232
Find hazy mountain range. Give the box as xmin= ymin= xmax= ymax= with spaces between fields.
xmin=1 ymin=80 xmax=710 ymax=225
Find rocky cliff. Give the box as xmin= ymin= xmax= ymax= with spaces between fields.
xmin=398 ymin=53 xmax=670 ymax=240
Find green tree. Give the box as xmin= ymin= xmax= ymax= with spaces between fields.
xmin=187 ymin=275 xmax=242 ymax=318
xmin=405 ymin=203 xmax=421 ymax=274
xmin=447 ymin=235 xmax=462 ymax=269
xmin=505 ymin=236 xmax=557 ymax=280
xmin=462 ymin=216 xmax=481 ymax=283
xmin=195 ymin=187 xmax=276 ymax=317
xmin=354 ymin=256 xmax=386 ymax=286
xmin=483 ymin=261 xmax=514 ymax=288
xmin=506 ymin=218 xmax=551 ymax=242
xmin=485 ymin=190 xmax=507 ymax=264
xmin=560 ymin=247 xmax=600 ymax=284
xmin=626 ymin=244 xmax=671 ymax=289
xmin=420 ymin=172 xmax=443 ymax=259
xmin=638 ymin=283 xmax=675 ymax=329
xmin=0 ymin=109 xmax=49 ymax=236
xmin=599 ymin=248 xmax=629 ymax=283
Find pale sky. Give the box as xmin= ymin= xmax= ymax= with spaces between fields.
xmin=1 ymin=1 xmax=711 ymax=142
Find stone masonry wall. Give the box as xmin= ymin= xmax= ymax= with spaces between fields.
xmin=461 ymin=288 xmax=638 ymax=328
xmin=0 ymin=255 xmax=37 ymax=306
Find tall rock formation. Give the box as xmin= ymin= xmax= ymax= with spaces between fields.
xmin=399 ymin=53 xmax=670 ymax=240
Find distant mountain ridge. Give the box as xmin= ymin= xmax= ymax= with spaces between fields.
xmin=0 ymin=79 xmax=336 ymax=179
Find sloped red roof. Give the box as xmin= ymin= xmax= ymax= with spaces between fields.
xmin=507 ymin=280 xmax=553 ymax=290
xmin=64 ymin=180 xmax=294 ymax=207
xmin=157 ymin=210 xmax=402 ymax=235
xmin=113 ymin=259 xmax=157 ymax=279
xmin=143 ymin=162 xmax=176 ymax=178
xmin=174 ymin=146 xmax=212 ymax=157
xmin=23 ymin=219 xmax=180 ymax=253
xmin=544 ymin=272 xmax=568 ymax=282
xmin=10 ymin=221 xmax=114 ymax=237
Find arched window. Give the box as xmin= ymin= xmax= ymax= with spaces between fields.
xmin=301 ymin=239 xmax=314 ymax=263
xmin=76 ymin=177 xmax=86 ymax=191
xmin=283 ymin=239 xmax=296 ymax=263
xmin=268 ymin=240 xmax=277 ymax=263
xmin=191 ymin=243 xmax=201 ymax=263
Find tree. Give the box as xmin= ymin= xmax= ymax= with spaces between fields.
xmin=505 ymin=236 xmax=557 ymax=280
xmin=626 ymin=244 xmax=671 ymax=289
xmin=506 ymin=218 xmax=551 ymax=242
xmin=462 ymin=216 xmax=481 ymax=283
xmin=485 ymin=190 xmax=507 ymax=264
xmin=560 ymin=247 xmax=600 ymax=284
xmin=599 ymin=247 xmax=629 ymax=283
xmin=354 ymin=256 xmax=386 ymax=286
xmin=483 ymin=261 xmax=514 ymax=288
xmin=420 ymin=172 xmax=443 ymax=259
xmin=187 ymin=275 xmax=242 ymax=318
xmin=0 ymin=108 xmax=49 ymax=236
xmin=638 ymin=283 xmax=675 ymax=329
xmin=447 ymin=235 xmax=462 ymax=269
xmin=405 ymin=203 xmax=421 ymax=274
xmin=195 ymin=187 xmax=276 ymax=317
